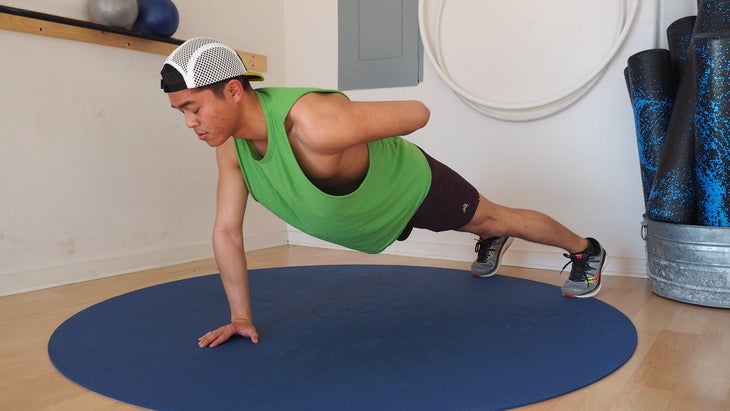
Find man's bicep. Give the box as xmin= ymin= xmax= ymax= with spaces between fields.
xmin=214 ymin=141 xmax=248 ymax=234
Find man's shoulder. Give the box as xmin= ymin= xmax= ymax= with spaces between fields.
xmin=216 ymin=138 xmax=241 ymax=169
xmin=294 ymin=90 xmax=347 ymax=108
xmin=258 ymin=87 xmax=346 ymax=119
xmin=258 ymin=87 xmax=343 ymax=99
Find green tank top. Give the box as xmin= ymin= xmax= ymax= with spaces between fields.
xmin=234 ymin=87 xmax=431 ymax=253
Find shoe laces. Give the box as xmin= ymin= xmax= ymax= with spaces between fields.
xmin=475 ymin=238 xmax=500 ymax=262
xmin=561 ymin=252 xmax=589 ymax=283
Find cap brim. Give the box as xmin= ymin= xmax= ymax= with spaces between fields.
xmin=244 ymin=71 xmax=265 ymax=81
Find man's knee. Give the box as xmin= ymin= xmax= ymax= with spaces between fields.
xmin=461 ymin=199 xmax=509 ymax=237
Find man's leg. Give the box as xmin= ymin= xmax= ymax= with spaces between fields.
xmin=460 ymin=195 xmax=606 ymax=298
xmin=459 ymin=195 xmax=588 ymax=253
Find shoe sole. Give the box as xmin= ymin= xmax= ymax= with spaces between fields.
xmin=471 ymin=237 xmax=514 ymax=278
xmin=562 ymin=253 xmax=608 ymax=298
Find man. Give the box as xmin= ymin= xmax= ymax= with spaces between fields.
xmin=160 ymin=38 xmax=607 ymax=348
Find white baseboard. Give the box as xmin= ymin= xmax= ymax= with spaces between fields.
xmin=0 ymin=231 xmax=287 ymax=296
xmin=288 ymin=231 xmax=648 ymax=278
xmin=4 ymin=228 xmax=646 ymax=297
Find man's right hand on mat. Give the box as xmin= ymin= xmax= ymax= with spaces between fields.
xmin=198 ymin=319 xmax=259 ymax=348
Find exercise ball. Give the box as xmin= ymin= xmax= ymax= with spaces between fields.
xmin=135 ymin=0 xmax=179 ymax=37
xmin=88 ymin=0 xmax=138 ymax=29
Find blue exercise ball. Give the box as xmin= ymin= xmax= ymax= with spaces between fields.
xmin=88 ymin=0 xmax=138 ymax=29
xmin=135 ymin=0 xmax=179 ymax=37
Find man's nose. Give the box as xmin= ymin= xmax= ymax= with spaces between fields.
xmin=184 ymin=113 xmax=199 ymax=128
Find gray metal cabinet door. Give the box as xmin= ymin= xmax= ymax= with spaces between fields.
xmin=338 ymin=0 xmax=423 ymax=90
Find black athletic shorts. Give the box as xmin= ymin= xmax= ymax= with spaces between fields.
xmin=397 ymin=149 xmax=480 ymax=241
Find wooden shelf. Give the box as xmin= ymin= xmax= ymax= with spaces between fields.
xmin=0 ymin=5 xmax=266 ymax=72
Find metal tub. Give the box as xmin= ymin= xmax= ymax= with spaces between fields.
xmin=642 ymin=218 xmax=730 ymax=308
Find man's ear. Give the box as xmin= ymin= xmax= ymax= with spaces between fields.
xmin=227 ymin=79 xmax=244 ymax=101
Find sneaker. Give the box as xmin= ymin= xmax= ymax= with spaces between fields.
xmin=560 ymin=238 xmax=606 ymax=298
xmin=471 ymin=236 xmax=513 ymax=277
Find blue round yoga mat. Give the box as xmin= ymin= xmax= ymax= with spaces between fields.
xmin=49 ymin=265 xmax=637 ymax=411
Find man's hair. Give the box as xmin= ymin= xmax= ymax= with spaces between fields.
xmin=160 ymin=63 xmax=252 ymax=97
xmin=198 ymin=75 xmax=252 ymax=99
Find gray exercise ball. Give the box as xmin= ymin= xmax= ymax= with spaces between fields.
xmin=88 ymin=0 xmax=139 ymax=29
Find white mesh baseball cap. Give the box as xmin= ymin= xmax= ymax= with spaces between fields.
xmin=161 ymin=37 xmax=263 ymax=93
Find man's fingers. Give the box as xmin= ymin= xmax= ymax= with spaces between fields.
xmin=198 ymin=328 xmax=227 ymax=348
xmin=209 ymin=329 xmax=234 ymax=348
xmin=197 ymin=323 xmax=260 ymax=347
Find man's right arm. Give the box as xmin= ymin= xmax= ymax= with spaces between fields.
xmin=198 ymin=139 xmax=259 ymax=347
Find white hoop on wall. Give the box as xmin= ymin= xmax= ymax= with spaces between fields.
xmin=418 ymin=0 xmax=640 ymax=121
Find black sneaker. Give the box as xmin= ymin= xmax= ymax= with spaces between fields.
xmin=560 ymin=238 xmax=607 ymax=298
xmin=471 ymin=236 xmax=513 ymax=277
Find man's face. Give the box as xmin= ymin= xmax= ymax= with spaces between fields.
xmin=168 ymin=87 xmax=236 ymax=147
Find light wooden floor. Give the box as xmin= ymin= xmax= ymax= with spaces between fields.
xmin=1 ymin=245 xmax=728 ymax=411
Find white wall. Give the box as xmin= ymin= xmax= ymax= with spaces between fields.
xmin=1 ymin=0 xmax=669 ymax=295
xmin=285 ymin=0 xmax=663 ymax=277
xmin=0 ymin=0 xmax=287 ymax=295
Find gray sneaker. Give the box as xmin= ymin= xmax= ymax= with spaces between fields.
xmin=560 ymin=238 xmax=606 ymax=298
xmin=471 ymin=236 xmax=513 ymax=277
